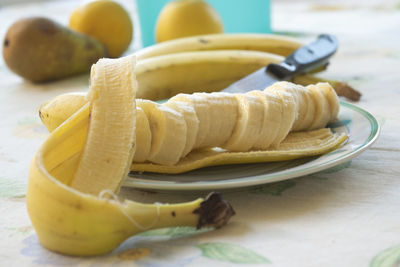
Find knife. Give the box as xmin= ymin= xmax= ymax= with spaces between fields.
xmin=221 ymin=34 xmax=338 ymax=93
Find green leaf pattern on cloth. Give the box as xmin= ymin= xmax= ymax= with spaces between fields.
xmin=0 ymin=177 xmax=26 ymax=198
xmin=138 ymin=226 xmax=212 ymax=238
xmin=250 ymin=180 xmax=296 ymax=196
xmin=196 ymin=242 xmax=270 ymax=264
xmin=318 ymin=160 xmax=352 ymax=174
xmin=370 ymin=244 xmax=400 ymax=267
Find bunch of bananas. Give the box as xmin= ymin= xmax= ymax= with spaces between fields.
xmin=28 ymin=33 xmax=350 ymax=256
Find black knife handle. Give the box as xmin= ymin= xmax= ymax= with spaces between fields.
xmin=266 ymin=34 xmax=338 ymax=80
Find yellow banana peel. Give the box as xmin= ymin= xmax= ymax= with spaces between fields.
xmin=27 ymin=56 xmax=235 ymax=256
xmin=131 ymin=128 xmax=347 ymax=174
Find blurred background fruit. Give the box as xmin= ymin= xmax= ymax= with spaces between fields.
xmin=69 ymin=0 xmax=133 ymax=58
xmin=2 ymin=17 xmax=107 ymax=83
xmin=155 ymin=0 xmax=223 ymax=43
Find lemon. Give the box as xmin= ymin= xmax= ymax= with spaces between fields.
xmin=155 ymin=0 xmax=224 ymax=43
xmin=69 ymin=0 xmax=133 ymax=58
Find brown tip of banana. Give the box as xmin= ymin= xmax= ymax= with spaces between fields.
xmin=194 ymin=192 xmax=235 ymax=229
xmin=334 ymin=82 xmax=362 ymax=101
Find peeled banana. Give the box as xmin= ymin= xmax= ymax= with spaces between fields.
xmin=27 ymin=55 xmax=235 ymax=256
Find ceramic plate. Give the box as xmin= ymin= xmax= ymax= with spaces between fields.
xmin=123 ymin=101 xmax=380 ymax=191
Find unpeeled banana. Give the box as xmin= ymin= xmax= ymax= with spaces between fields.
xmin=27 ymin=55 xmax=234 ymax=256
xmin=136 ymin=33 xmax=303 ymax=60
xmin=136 ymin=50 xmax=282 ymax=100
xmin=134 ymin=33 xmax=359 ymax=101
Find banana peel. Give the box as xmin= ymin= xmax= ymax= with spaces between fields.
xmin=131 ymin=128 xmax=347 ymax=174
xmin=27 ymin=56 xmax=235 ymax=256
xmin=28 ymin=103 xmax=234 ymax=256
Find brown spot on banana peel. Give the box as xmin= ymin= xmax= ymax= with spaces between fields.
xmin=198 ymin=38 xmax=209 ymax=44
xmin=193 ymin=192 xmax=235 ymax=229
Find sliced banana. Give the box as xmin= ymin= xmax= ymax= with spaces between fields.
xmin=223 ymin=94 xmax=264 ymax=151
xmin=316 ymin=82 xmax=339 ymax=122
xmin=170 ymin=93 xmax=209 ymax=149
xmin=132 ymin=107 xmax=151 ymax=163
xmin=247 ymin=90 xmax=281 ymax=150
xmin=265 ymin=87 xmax=297 ymax=146
xmin=194 ymin=92 xmax=238 ymax=148
xmin=307 ymin=84 xmax=331 ymax=129
xmin=164 ymin=100 xmax=199 ymax=157
xmin=137 ymin=99 xmax=186 ymax=165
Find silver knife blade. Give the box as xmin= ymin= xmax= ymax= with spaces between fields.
xmin=220 ymin=34 xmax=338 ymax=94
xmin=221 ymin=67 xmax=280 ymax=93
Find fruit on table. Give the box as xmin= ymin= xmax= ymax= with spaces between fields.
xmin=136 ymin=50 xmax=283 ymax=100
xmin=137 ymin=33 xmax=303 ymax=60
xmin=135 ymin=33 xmax=360 ymax=101
xmin=27 ymin=54 xmax=234 ymax=256
xmin=69 ymin=0 xmax=133 ymax=58
xmin=155 ymin=0 xmax=223 ymax=43
xmin=2 ymin=17 xmax=107 ymax=83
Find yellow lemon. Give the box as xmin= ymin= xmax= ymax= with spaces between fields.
xmin=155 ymin=0 xmax=224 ymax=43
xmin=69 ymin=0 xmax=133 ymax=58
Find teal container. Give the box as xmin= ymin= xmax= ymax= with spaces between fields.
xmin=136 ymin=0 xmax=271 ymax=47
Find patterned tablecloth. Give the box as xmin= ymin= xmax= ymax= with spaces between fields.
xmin=1 ymin=0 xmax=400 ymax=266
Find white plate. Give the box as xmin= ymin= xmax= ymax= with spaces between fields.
xmin=124 ymin=101 xmax=380 ymax=191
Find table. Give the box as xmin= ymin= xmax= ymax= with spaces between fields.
xmin=1 ymin=0 xmax=399 ymax=266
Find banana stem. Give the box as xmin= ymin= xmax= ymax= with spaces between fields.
xmin=123 ymin=192 xmax=235 ymax=231
xmin=292 ymin=74 xmax=362 ymax=101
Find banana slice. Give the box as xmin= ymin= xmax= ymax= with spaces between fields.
xmin=317 ymin=82 xmax=339 ymax=122
xmin=194 ymin=92 xmax=238 ymax=148
xmin=71 ymin=56 xmax=137 ymax=195
xmin=271 ymin=81 xmax=318 ymax=131
xmin=164 ymin=100 xmax=199 ymax=157
xmin=265 ymin=88 xmax=296 ymax=146
xmin=170 ymin=93 xmax=209 ymax=149
xmin=223 ymin=94 xmax=264 ymax=151
xmin=299 ymin=86 xmax=316 ymax=131
xmin=307 ymin=84 xmax=331 ymax=129
xmin=137 ymin=99 xmax=186 ymax=165
xmin=132 ymin=107 xmax=151 ymax=162
xmin=246 ymin=90 xmax=280 ymax=150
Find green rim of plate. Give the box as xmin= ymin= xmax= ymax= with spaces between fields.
xmin=124 ymin=101 xmax=380 ymax=190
